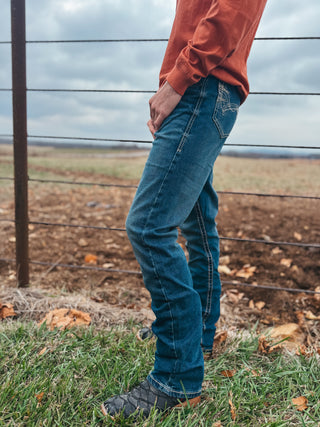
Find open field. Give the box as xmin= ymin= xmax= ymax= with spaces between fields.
xmin=1 ymin=145 xmax=319 ymax=324
xmin=1 ymin=144 xmax=319 ymax=193
xmin=1 ymin=145 xmax=320 ymax=425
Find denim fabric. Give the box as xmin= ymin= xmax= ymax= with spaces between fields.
xmin=126 ymin=75 xmax=240 ymax=398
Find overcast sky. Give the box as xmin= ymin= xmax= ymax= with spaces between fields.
xmin=0 ymin=0 xmax=319 ymax=153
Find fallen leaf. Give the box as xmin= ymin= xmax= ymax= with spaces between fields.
xmin=290 ymin=265 xmax=300 ymax=273
xmin=295 ymin=345 xmax=313 ymax=358
xmin=221 ymin=369 xmax=236 ymax=377
xmin=226 ymin=289 xmax=244 ymax=304
xmin=213 ymin=331 xmax=228 ymax=346
xmin=219 ymin=255 xmax=230 ymax=265
xmin=38 ymin=347 xmax=47 ymax=356
xmin=38 ymin=308 xmax=91 ymax=330
xmin=0 ymin=302 xmax=16 ymax=319
xmin=235 ymin=264 xmax=257 ymax=279
xmin=304 ymin=310 xmax=320 ymax=320
xmin=251 ymin=370 xmax=260 ymax=377
xmin=78 ymin=238 xmax=88 ymax=247
xmin=218 ymin=265 xmax=232 ymax=275
xmin=9 ymin=236 xmax=16 ymax=243
xmin=255 ymin=301 xmax=266 ymax=310
xmin=271 ymin=247 xmax=282 ymax=255
xmin=258 ymin=335 xmax=282 ymax=354
xmin=295 ymin=311 xmax=305 ymax=326
xmin=249 ymin=300 xmax=255 ymax=309
xmin=280 ymin=258 xmax=292 ymax=268
xmin=102 ymin=262 xmax=115 ymax=269
xmin=293 ymin=232 xmax=302 ymax=241
xmin=270 ymin=323 xmax=305 ymax=349
xmin=228 ymin=392 xmax=236 ymax=421
xmin=35 ymin=392 xmax=44 ymax=403
xmin=212 ymin=421 xmax=223 ymax=427
xmin=84 ymin=254 xmax=97 ymax=264
xmin=292 ymin=396 xmax=308 ymax=412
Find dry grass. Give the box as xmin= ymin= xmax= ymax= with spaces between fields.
xmin=1 ymin=145 xmax=319 ymax=195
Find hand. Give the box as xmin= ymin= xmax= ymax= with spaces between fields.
xmin=148 ymin=81 xmax=182 ymax=138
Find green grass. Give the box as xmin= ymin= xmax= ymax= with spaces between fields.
xmin=0 ymin=321 xmax=319 ymax=426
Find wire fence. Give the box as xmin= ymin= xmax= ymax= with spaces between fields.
xmin=1 ymin=133 xmax=319 ymax=150
xmin=0 ymin=4 xmax=319 ymax=297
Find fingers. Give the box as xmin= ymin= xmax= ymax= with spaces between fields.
xmin=147 ymin=119 xmax=156 ymax=139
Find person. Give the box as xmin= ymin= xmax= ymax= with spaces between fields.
xmin=101 ymin=0 xmax=267 ymax=419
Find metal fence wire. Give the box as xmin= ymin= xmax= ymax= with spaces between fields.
xmin=0 ymin=1 xmax=319 ymax=295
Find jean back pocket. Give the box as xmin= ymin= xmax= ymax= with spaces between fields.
xmin=212 ymin=81 xmax=240 ymax=139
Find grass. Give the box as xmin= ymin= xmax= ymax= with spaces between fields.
xmin=0 ymin=321 xmax=319 ymax=426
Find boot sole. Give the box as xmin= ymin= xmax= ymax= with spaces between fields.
xmin=101 ymin=395 xmax=201 ymax=418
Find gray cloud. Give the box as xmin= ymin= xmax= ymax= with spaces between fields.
xmin=1 ymin=0 xmax=319 ymax=151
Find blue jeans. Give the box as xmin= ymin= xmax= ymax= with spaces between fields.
xmin=126 ymin=76 xmax=240 ymax=398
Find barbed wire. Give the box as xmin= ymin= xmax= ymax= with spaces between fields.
xmin=1 ymin=218 xmax=319 ymax=249
xmin=26 ymin=178 xmax=320 ymax=200
xmin=1 ymin=256 xmax=320 ymax=295
xmin=0 ymin=176 xmax=319 ymax=200
xmin=1 ymin=88 xmax=320 ymax=96
xmin=1 ymin=36 xmax=320 ymax=45
xmin=25 ymin=135 xmax=320 ymax=150
xmin=0 ymin=133 xmax=319 ymax=150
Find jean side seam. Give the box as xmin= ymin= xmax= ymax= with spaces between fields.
xmin=195 ymin=201 xmax=213 ymax=326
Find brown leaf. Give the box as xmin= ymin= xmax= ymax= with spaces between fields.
xmin=218 ymin=265 xmax=232 ymax=275
xmin=226 ymin=289 xmax=244 ymax=304
xmin=295 ymin=311 xmax=305 ymax=326
xmin=212 ymin=422 xmax=223 ymax=427
xmin=293 ymin=232 xmax=302 ymax=241
xmin=221 ymin=369 xmax=236 ymax=377
xmin=304 ymin=310 xmax=320 ymax=321
xmin=38 ymin=347 xmax=47 ymax=356
xmin=249 ymin=300 xmax=255 ymax=309
xmin=0 ymin=302 xmax=16 ymax=319
xmin=269 ymin=323 xmax=306 ymax=350
xmin=280 ymin=258 xmax=292 ymax=268
xmin=219 ymin=255 xmax=230 ymax=265
xmin=271 ymin=247 xmax=283 ymax=255
xmin=102 ymin=262 xmax=115 ymax=269
xmin=213 ymin=331 xmax=228 ymax=346
xmin=228 ymin=392 xmax=236 ymax=421
xmin=295 ymin=345 xmax=314 ymax=358
xmin=235 ymin=264 xmax=256 ymax=279
xmin=255 ymin=301 xmax=266 ymax=310
xmin=314 ymin=286 xmax=320 ymax=302
xmin=35 ymin=392 xmax=44 ymax=403
xmin=38 ymin=308 xmax=91 ymax=331
xmin=84 ymin=254 xmax=97 ymax=264
xmin=78 ymin=238 xmax=88 ymax=247
xmin=292 ymin=396 xmax=308 ymax=411
xmin=258 ymin=335 xmax=282 ymax=354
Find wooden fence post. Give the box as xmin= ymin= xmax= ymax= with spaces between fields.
xmin=11 ymin=0 xmax=29 ymax=286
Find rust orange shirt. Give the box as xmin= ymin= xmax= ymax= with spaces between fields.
xmin=160 ymin=0 xmax=267 ymax=103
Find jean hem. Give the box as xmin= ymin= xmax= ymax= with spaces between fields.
xmin=147 ymin=374 xmax=202 ymax=399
